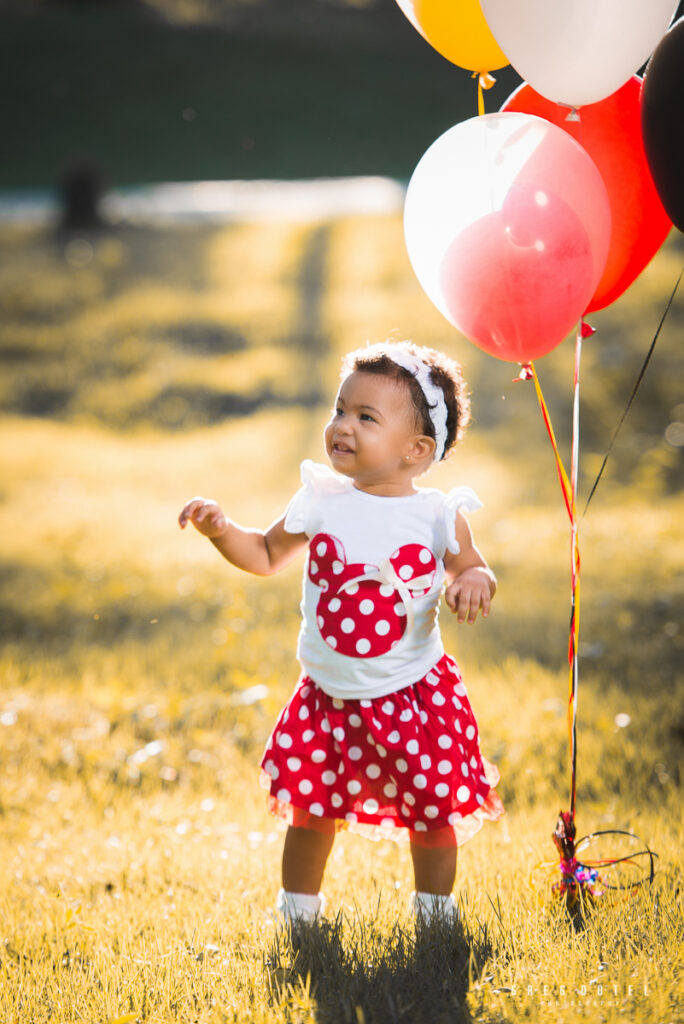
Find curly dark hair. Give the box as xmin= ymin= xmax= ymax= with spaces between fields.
xmin=340 ymin=341 xmax=471 ymax=460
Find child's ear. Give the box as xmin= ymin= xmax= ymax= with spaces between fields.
xmin=406 ymin=435 xmax=436 ymax=464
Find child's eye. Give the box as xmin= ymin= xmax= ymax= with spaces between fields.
xmin=335 ymin=407 xmax=344 ymax=417
xmin=360 ymin=413 xmax=376 ymax=422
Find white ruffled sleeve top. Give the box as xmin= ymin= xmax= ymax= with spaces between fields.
xmin=283 ymin=460 xmax=482 ymax=700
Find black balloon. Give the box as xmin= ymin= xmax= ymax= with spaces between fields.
xmin=642 ymin=17 xmax=684 ymax=231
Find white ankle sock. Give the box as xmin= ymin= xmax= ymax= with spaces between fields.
xmin=276 ymin=888 xmax=326 ymax=923
xmin=410 ymin=890 xmax=459 ymax=922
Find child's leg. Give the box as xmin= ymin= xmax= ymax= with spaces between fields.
xmin=409 ymin=828 xmax=459 ymax=922
xmin=409 ymin=827 xmax=458 ymax=895
xmin=282 ymin=813 xmax=336 ymax=894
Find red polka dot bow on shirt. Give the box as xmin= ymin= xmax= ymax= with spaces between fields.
xmin=337 ymin=555 xmax=435 ymax=636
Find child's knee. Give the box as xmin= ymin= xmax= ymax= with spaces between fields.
xmin=290 ymin=807 xmax=336 ymax=834
xmin=409 ymin=825 xmax=458 ymax=849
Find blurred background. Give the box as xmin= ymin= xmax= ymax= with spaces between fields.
xmin=0 ymin=4 xmax=682 ymax=1015
xmin=0 ymin=0 xmax=528 ymax=188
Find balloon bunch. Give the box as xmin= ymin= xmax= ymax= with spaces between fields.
xmin=400 ymin=2 xmax=681 ymax=361
xmin=397 ymin=0 xmax=683 ymax=902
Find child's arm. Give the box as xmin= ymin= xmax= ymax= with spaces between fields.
xmin=443 ymin=510 xmax=496 ymax=624
xmin=178 ymin=497 xmax=308 ymax=576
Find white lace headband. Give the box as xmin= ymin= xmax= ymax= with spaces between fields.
xmin=359 ymin=343 xmax=448 ymax=461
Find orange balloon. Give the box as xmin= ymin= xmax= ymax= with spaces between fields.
xmin=503 ymin=77 xmax=672 ymax=312
xmin=396 ymin=0 xmax=508 ymax=73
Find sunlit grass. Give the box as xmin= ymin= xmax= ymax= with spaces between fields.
xmin=1 ymin=405 xmax=681 ymax=1020
xmin=1 ymin=616 xmax=681 ymax=1022
xmin=1 ymin=216 xmax=682 ymax=1021
xmin=1 ymin=644 xmax=681 ymax=1022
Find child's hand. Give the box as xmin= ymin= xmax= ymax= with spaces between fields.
xmin=178 ymin=497 xmax=229 ymax=538
xmin=445 ymin=567 xmax=494 ymax=624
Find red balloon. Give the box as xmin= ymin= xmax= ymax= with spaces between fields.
xmin=503 ymin=76 xmax=671 ymax=313
xmin=440 ymin=183 xmax=595 ymax=363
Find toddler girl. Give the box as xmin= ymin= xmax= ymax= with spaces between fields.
xmin=179 ymin=341 xmax=504 ymax=924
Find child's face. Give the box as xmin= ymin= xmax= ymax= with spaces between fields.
xmin=324 ymin=371 xmax=425 ymax=489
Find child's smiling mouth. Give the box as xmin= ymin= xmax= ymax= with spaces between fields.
xmin=332 ymin=441 xmax=355 ymax=454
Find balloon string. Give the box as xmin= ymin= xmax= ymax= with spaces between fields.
xmin=528 ymin=325 xmax=583 ymax=822
xmin=568 ymin=325 xmax=583 ymax=820
xmin=582 ymin=265 xmax=684 ymax=516
xmin=527 ymin=363 xmax=573 ymax=521
xmin=472 ymin=72 xmax=485 ymax=116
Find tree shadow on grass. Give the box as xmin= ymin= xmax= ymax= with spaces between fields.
xmin=264 ymin=901 xmax=493 ymax=1024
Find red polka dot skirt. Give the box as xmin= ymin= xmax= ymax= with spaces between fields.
xmin=260 ymin=653 xmax=504 ymax=846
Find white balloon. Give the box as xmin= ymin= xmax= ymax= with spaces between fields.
xmin=480 ymin=0 xmax=678 ymax=107
xmin=403 ymin=113 xmax=612 ymax=362
xmin=405 ymin=113 xmax=543 ymax=324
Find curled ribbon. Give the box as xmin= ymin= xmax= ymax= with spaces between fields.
xmin=337 ymin=558 xmax=434 ymax=636
xmin=471 ymin=70 xmax=496 ymax=116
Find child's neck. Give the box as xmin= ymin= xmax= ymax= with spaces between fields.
xmin=352 ymin=479 xmax=419 ymax=497
xmin=349 ymin=466 xmax=423 ymax=498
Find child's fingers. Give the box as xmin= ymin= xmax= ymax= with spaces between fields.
xmin=449 ymin=583 xmax=489 ymax=624
xmin=179 ymin=500 xmax=199 ymax=528
xmin=447 ymin=585 xmax=469 ymax=619
xmin=450 ymin=584 xmax=471 ymax=622
xmin=467 ymin=591 xmax=484 ymax=624
xmin=466 ymin=587 xmax=492 ymax=623
xmin=461 ymin=589 xmax=479 ymax=624
xmin=179 ymin=497 xmax=211 ymax=528
xmin=203 ymin=509 xmax=225 ymax=531
xmin=191 ymin=503 xmax=229 ymax=537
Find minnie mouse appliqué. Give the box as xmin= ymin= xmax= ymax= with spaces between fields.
xmin=308 ymin=533 xmax=437 ymax=658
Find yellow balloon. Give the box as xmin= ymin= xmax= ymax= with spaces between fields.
xmin=396 ymin=0 xmax=508 ymax=73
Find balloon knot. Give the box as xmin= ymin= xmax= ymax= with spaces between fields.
xmin=565 ymin=107 xmax=581 ymax=123
xmin=479 ymin=72 xmax=496 ymax=90
xmin=559 ymin=856 xmax=578 ymax=878
xmin=581 ymin=321 xmax=596 ymax=339
xmin=513 ymin=363 xmax=534 ymax=382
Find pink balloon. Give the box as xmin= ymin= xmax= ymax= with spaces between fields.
xmin=404 ymin=114 xmax=611 ymax=363
xmin=440 ymin=184 xmax=595 ymax=362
